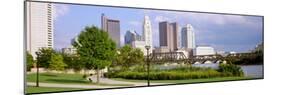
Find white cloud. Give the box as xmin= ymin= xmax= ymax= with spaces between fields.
xmin=53 ymin=4 xmax=69 ymax=20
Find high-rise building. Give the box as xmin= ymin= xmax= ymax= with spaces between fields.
xmin=170 ymin=22 xmax=179 ymax=50
xmin=101 ymin=14 xmax=107 ymax=31
xmin=124 ymin=30 xmax=147 ymax=55
xmin=26 ymin=2 xmax=54 ymax=58
xmin=101 ymin=14 xmax=121 ymax=47
xmin=181 ymin=24 xmax=195 ymax=49
xmin=143 ymin=16 xmax=153 ymax=50
xmin=159 ymin=21 xmax=178 ymax=51
xmin=124 ymin=30 xmax=142 ymax=45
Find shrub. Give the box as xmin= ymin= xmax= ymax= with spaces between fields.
xmin=108 ymin=65 xmax=244 ymax=80
xmin=217 ymin=64 xmax=244 ymax=77
xmin=109 ymin=70 xmax=223 ymax=80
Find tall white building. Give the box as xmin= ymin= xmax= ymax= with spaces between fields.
xmin=26 ymin=2 xmax=54 ymax=58
xmin=143 ymin=16 xmax=153 ymax=52
xmin=181 ymin=24 xmax=195 ymax=49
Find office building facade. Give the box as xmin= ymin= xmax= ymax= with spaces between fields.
xmin=62 ymin=47 xmax=77 ymax=55
xmin=124 ymin=30 xmax=142 ymax=45
xmin=131 ymin=41 xmax=146 ymax=55
xmin=143 ymin=16 xmax=153 ymax=50
xmin=101 ymin=14 xmax=121 ymax=47
xmin=181 ymin=24 xmax=195 ymax=49
xmin=193 ymin=45 xmax=215 ymax=56
xmin=159 ymin=21 xmax=179 ymax=51
xmin=26 ymin=2 xmax=54 ymax=58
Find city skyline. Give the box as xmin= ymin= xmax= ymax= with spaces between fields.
xmin=54 ymin=3 xmax=263 ymax=53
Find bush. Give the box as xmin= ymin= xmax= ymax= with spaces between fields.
xmin=26 ymin=52 xmax=34 ymax=71
xmin=107 ymin=65 xmax=244 ymax=80
xmin=108 ymin=69 xmax=223 ymax=80
xmin=217 ymin=64 xmax=244 ymax=77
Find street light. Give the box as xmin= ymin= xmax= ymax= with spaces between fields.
xmin=145 ymin=45 xmax=151 ymax=86
xmin=35 ymin=52 xmax=39 ymax=87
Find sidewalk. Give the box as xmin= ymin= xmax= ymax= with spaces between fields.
xmin=27 ymin=82 xmax=126 ymax=89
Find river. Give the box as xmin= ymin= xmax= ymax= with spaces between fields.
xmin=155 ymin=63 xmax=263 ymax=78
xmin=240 ymin=65 xmax=263 ymax=78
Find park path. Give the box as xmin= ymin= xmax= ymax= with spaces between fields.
xmin=88 ymin=76 xmax=166 ymax=86
xmin=27 ymin=82 xmax=124 ymax=89
xmin=27 ymin=77 xmax=168 ymax=89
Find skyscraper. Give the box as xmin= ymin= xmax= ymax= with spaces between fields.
xmin=124 ymin=30 xmax=142 ymax=45
xmin=143 ymin=16 xmax=153 ymax=50
xmin=170 ymin=22 xmax=179 ymax=50
xmin=159 ymin=21 xmax=178 ymax=51
xmin=101 ymin=14 xmax=121 ymax=47
xmin=101 ymin=13 xmax=107 ymax=31
xmin=181 ymin=24 xmax=195 ymax=49
xmin=26 ymin=2 xmax=54 ymax=58
xmin=124 ymin=30 xmax=147 ymax=55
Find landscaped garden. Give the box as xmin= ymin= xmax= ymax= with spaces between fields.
xmin=106 ymin=63 xmax=245 ymax=80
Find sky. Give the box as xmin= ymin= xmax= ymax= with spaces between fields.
xmin=53 ymin=3 xmax=263 ymax=53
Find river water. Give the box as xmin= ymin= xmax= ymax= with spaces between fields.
xmin=240 ymin=65 xmax=263 ymax=78
xmin=155 ymin=63 xmax=263 ymax=78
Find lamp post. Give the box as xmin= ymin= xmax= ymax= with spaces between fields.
xmin=36 ymin=61 xmax=39 ymax=87
xmin=145 ymin=45 xmax=151 ymax=86
xmin=35 ymin=52 xmax=39 ymax=87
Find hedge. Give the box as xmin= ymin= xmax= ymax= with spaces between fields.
xmin=106 ymin=64 xmax=244 ymax=80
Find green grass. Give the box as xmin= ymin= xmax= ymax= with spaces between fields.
xmin=26 ymin=86 xmax=88 ymax=94
xmin=27 ymin=73 xmax=133 ymax=86
xmin=111 ymin=77 xmax=254 ymax=84
xmin=27 ymin=73 xmax=91 ymax=84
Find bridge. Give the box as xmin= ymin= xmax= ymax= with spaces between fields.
xmin=148 ymin=52 xmax=258 ymax=64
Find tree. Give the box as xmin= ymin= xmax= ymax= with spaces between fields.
xmin=116 ymin=45 xmax=132 ymax=70
xmin=116 ymin=45 xmax=144 ymax=70
xmin=26 ymin=51 xmax=34 ymax=71
xmin=36 ymin=48 xmax=56 ymax=69
xmin=49 ymin=53 xmax=67 ymax=71
xmin=130 ymin=48 xmax=144 ymax=65
xmin=72 ymin=26 xmax=117 ymax=83
xmin=62 ymin=53 xmax=84 ymax=72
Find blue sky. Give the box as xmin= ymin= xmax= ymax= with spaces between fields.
xmin=53 ymin=3 xmax=263 ymax=53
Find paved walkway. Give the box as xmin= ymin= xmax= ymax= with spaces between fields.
xmin=27 ymin=82 xmax=124 ymax=89
xmin=27 ymin=77 xmax=168 ymax=88
xmin=88 ymin=76 xmax=166 ymax=86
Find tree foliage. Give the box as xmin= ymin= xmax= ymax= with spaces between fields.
xmin=72 ymin=26 xmax=117 ymax=83
xmin=36 ymin=48 xmax=56 ymax=68
xmin=49 ymin=53 xmax=67 ymax=71
xmin=26 ymin=51 xmax=34 ymax=71
xmin=116 ymin=45 xmax=144 ymax=70
xmin=62 ymin=53 xmax=84 ymax=72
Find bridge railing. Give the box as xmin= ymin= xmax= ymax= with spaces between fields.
xmin=147 ymin=52 xmax=258 ymax=64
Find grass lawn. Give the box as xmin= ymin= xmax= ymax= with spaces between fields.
xmin=112 ymin=77 xmax=255 ymax=84
xmin=27 ymin=73 xmax=133 ymax=86
xmin=26 ymin=86 xmax=88 ymax=94
xmin=27 ymin=73 xmax=90 ymax=84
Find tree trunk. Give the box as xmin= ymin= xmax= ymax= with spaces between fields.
xmin=96 ymin=68 xmax=100 ymax=84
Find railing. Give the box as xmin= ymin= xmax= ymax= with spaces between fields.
xmin=148 ymin=52 xmax=258 ymax=64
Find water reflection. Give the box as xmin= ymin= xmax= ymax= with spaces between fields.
xmin=154 ymin=63 xmax=263 ymax=78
